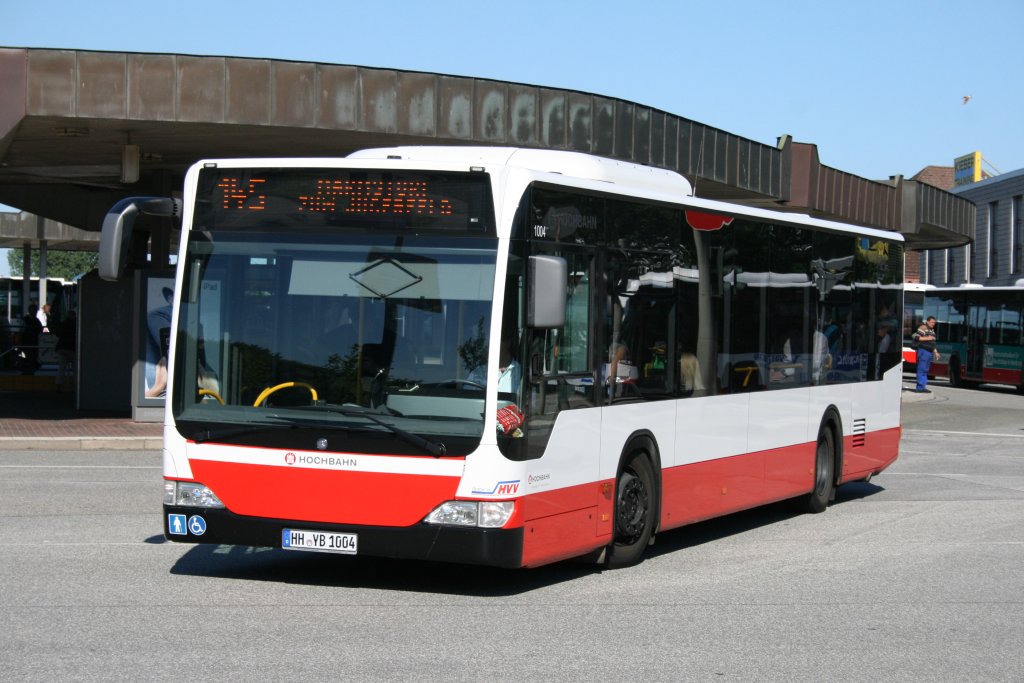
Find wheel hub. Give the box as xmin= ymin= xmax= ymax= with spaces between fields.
xmin=616 ymin=471 xmax=648 ymax=541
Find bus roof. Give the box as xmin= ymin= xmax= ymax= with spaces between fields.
xmin=192 ymin=146 xmax=905 ymax=244
xmin=348 ymin=146 xmax=904 ymax=244
xmin=347 ymin=145 xmax=694 ymax=198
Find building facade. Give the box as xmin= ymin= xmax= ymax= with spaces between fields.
xmin=923 ymin=168 xmax=1024 ymax=286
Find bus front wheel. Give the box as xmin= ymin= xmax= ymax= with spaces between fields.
xmin=948 ymin=357 xmax=962 ymax=388
xmin=606 ymin=452 xmax=655 ymax=568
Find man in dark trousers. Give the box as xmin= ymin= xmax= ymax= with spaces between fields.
xmin=913 ymin=316 xmax=939 ymax=393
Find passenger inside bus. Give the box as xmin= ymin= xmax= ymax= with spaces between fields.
xmin=812 ymin=316 xmax=837 ymax=385
xmin=467 ymin=336 xmax=522 ymax=395
xmin=316 ymin=299 xmax=358 ymax=362
xmin=607 ymin=298 xmax=639 ymax=398
xmin=769 ymin=331 xmax=798 ymax=385
xmin=679 ymin=351 xmax=705 ymax=396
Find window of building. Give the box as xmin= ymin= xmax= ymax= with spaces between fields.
xmin=1013 ymin=195 xmax=1023 ymax=275
xmin=988 ymin=201 xmax=998 ymax=278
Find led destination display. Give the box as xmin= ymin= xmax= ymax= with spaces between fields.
xmin=196 ymin=168 xmax=492 ymax=232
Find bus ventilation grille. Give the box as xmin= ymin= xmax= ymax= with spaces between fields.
xmin=852 ymin=418 xmax=867 ymax=448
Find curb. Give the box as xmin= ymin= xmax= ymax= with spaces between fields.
xmin=901 ymin=388 xmax=936 ymax=402
xmin=0 ymin=437 xmax=162 ymax=451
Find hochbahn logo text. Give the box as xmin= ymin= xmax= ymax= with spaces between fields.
xmin=284 ymin=452 xmax=357 ymax=468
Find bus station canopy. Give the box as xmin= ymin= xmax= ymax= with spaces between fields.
xmin=0 ymin=47 xmax=972 ymax=251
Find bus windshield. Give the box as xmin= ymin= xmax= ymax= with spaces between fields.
xmin=171 ymin=230 xmax=498 ymax=456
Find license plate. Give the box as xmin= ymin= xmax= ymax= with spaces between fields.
xmin=282 ymin=528 xmax=357 ymax=555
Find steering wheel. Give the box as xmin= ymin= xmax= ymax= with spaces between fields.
xmin=253 ymin=381 xmax=319 ymax=407
xmin=198 ymin=389 xmax=225 ymax=405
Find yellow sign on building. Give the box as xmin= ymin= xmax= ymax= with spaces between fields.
xmin=953 ymin=151 xmax=982 ymax=186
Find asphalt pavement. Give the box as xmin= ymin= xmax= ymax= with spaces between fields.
xmin=1 ymin=379 xmax=1021 ymax=680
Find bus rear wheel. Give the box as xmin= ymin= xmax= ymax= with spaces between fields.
xmin=606 ymin=453 xmax=655 ymax=568
xmin=948 ymin=357 xmax=962 ymax=387
xmin=801 ymin=428 xmax=834 ymax=514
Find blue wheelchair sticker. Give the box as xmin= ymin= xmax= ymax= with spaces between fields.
xmin=168 ymin=514 xmax=187 ymax=536
xmin=187 ymin=515 xmax=207 ymax=536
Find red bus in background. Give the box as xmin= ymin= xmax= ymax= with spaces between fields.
xmin=925 ymin=283 xmax=1024 ymax=391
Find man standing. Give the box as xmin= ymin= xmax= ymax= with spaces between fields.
xmin=36 ymin=303 xmax=51 ymax=332
xmin=913 ymin=316 xmax=940 ymax=393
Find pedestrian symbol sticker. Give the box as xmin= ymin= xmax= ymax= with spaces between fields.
xmin=168 ymin=514 xmax=187 ymax=535
xmin=188 ymin=515 xmax=207 ymax=536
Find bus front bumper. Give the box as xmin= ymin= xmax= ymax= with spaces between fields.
xmin=162 ymin=505 xmax=524 ymax=568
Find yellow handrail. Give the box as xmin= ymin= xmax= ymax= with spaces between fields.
xmin=253 ymin=381 xmax=319 ymax=407
xmin=198 ymin=389 xmax=225 ymax=405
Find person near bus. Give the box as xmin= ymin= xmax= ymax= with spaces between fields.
xmin=912 ymin=316 xmax=939 ymax=393
xmin=36 ymin=303 xmax=51 ymax=332
xmin=20 ymin=304 xmax=43 ymax=374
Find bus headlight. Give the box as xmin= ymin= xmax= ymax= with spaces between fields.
xmin=424 ymin=501 xmax=514 ymax=528
xmin=164 ymin=481 xmax=225 ymax=508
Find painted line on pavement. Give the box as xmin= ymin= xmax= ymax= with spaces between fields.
xmin=903 ymin=429 xmax=1024 ymax=439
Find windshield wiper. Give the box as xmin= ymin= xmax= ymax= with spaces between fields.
xmin=190 ymin=418 xmax=299 ymax=444
xmin=294 ymin=404 xmax=447 ymax=457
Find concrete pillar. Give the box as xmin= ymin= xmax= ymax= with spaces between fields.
xmin=37 ymin=215 xmax=47 ymax=313
xmin=38 ymin=242 xmax=48 ymax=313
xmin=151 ymin=223 xmax=169 ymax=269
xmin=21 ymin=243 xmax=30 ymax=315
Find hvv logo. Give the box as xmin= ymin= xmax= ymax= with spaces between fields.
xmin=471 ymin=480 xmax=521 ymax=496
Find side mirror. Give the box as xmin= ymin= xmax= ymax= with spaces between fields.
xmin=99 ymin=197 xmax=181 ymax=281
xmin=528 ymin=255 xmax=566 ymax=328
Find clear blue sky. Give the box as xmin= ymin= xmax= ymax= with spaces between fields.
xmin=1 ymin=0 xmax=1022 ymax=273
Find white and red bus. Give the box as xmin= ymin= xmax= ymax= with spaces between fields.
xmin=924 ymin=283 xmax=1024 ymax=390
xmin=101 ymin=147 xmax=904 ymax=568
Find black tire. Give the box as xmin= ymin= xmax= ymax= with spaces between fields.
xmin=801 ymin=428 xmax=835 ymax=514
xmin=948 ymin=357 xmax=962 ymax=388
xmin=605 ymin=452 xmax=656 ymax=568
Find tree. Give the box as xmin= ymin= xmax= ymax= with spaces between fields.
xmin=6 ymin=249 xmax=98 ymax=280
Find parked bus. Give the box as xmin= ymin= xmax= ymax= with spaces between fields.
xmin=0 ymin=275 xmax=77 ymax=367
xmin=100 ymin=147 xmax=904 ymax=568
xmin=923 ymin=283 xmax=1024 ymax=391
xmin=1 ymin=275 xmax=76 ymax=328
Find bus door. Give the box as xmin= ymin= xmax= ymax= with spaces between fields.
xmin=516 ymin=246 xmax=599 ymax=460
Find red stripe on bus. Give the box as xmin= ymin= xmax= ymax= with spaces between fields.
xmin=922 ymin=362 xmax=1020 ymax=387
xmin=980 ymin=368 xmax=1023 ymax=385
xmin=840 ymin=427 xmax=900 ymax=482
xmin=189 ymin=459 xmax=460 ymax=527
xmin=188 ymin=427 xmax=900 ymax=566
xmin=519 ymin=429 xmax=901 ymax=567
